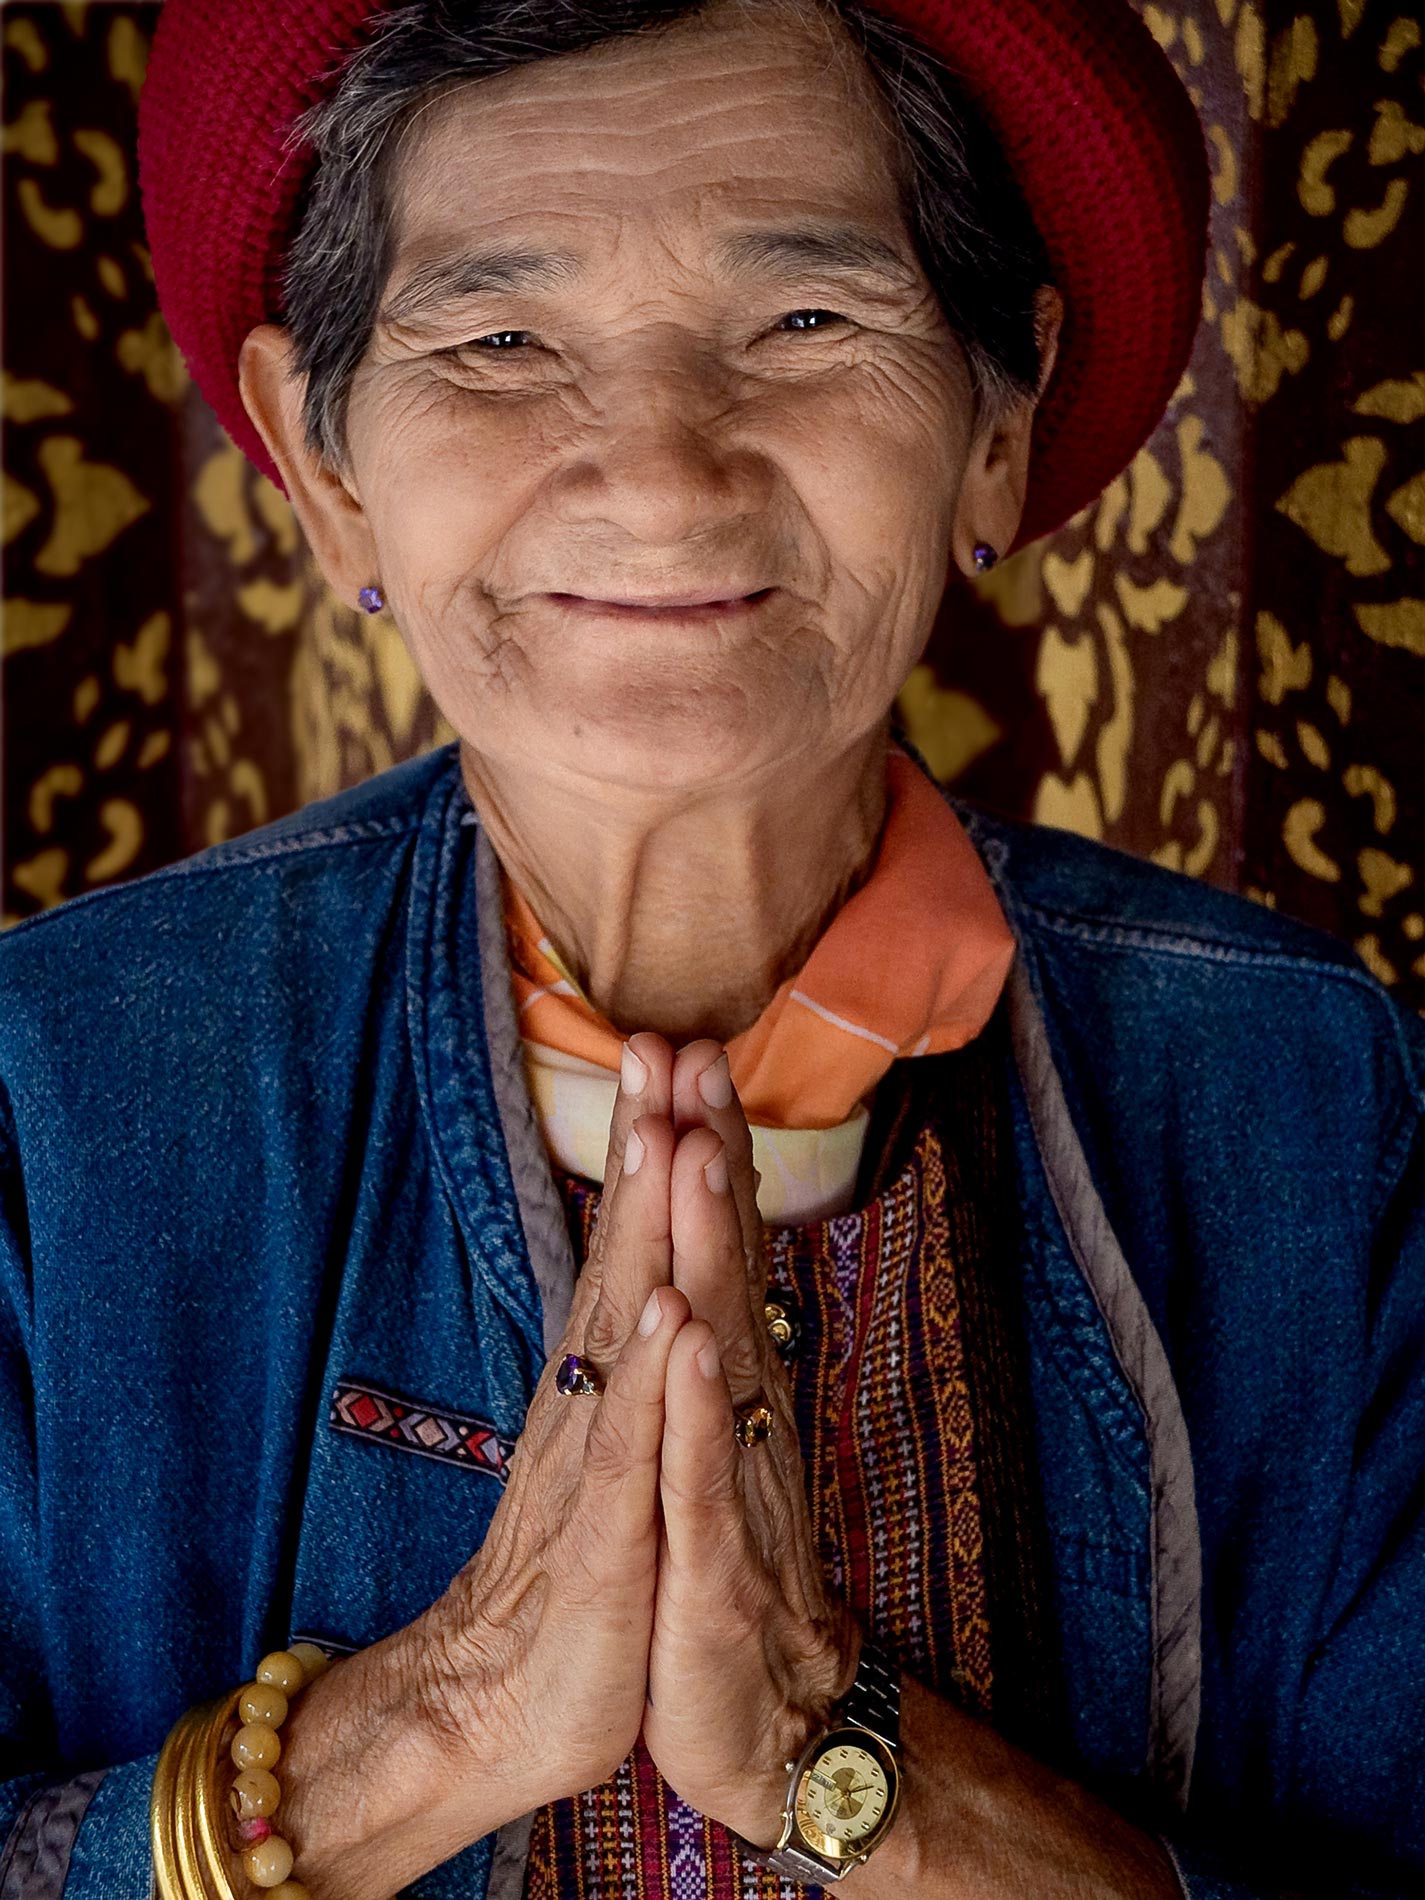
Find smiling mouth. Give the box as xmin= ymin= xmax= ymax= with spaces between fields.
xmin=547 ymin=587 xmax=774 ymax=619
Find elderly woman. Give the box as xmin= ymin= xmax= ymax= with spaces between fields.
xmin=2 ymin=0 xmax=1422 ymax=1898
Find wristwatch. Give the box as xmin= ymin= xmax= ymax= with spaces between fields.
xmin=736 ymin=1640 xmax=902 ymax=1883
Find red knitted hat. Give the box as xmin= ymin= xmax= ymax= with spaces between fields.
xmin=137 ymin=0 xmax=1210 ymax=553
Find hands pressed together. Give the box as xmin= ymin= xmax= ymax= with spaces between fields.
xmin=417 ymin=1031 xmax=859 ymax=1849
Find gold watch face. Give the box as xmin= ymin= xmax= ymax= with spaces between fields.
xmin=792 ymin=1729 xmax=898 ymax=1863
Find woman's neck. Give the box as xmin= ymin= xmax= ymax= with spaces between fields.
xmin=460 ymin=725 xmax=891 ymax=1047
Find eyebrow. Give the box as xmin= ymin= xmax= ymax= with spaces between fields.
xmin=378 ymin=222 xmax=919 ymax=327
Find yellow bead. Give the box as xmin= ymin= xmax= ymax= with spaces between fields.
xmin=267 ymin=1885 xmax=312 ymax=1900
xmin=229 ymin=1767 xmax=281 ymax=1819
xmin=239 ymin=1682 xmax=289 ymax=1729
xmin=230 ymin=1721 xmax=282 ymax=1771
xmin=285 ymin=1643 xmax=331 ymax=1684
xmin=241 ymin=1832 xmax=295 ymax=1887
xmin=254 ymin=1650 xmax=306 ymax=1697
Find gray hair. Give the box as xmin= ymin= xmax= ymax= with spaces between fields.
xmin=280 ymin=0 xmax=1056 ymax=473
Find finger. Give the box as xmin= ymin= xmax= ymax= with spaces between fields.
xmin=575 ymin=1033 xmax=675 ymax=1359
xmin=578 ymin=1284 xmax=692 ymax=1546
xmin=670 ymin=1127 xmax=769 ymax=1399
xmin=672 ymin=1042 xmax=763 ymax=1289
xmin=659 ymin=1320 xmax=748 ymax=1574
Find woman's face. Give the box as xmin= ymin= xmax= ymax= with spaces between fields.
xmin=301 ymin=0 xmax=998 ymax=794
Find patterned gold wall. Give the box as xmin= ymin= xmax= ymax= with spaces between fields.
xmin=4 ymin=1 xmax=1423 ymax=1008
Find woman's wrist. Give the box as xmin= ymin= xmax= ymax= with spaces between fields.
xmin=271 ymin=1630 xmax=520 ymax=1900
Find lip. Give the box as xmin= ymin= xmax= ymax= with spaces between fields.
xmin=546 ymin=587 xmax=773 ymax=618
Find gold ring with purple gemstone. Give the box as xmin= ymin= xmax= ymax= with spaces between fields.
xmin=732 ymin=1390 xmax=774 ymax=1448
xmin=555 ymin=1352 xmax=603 ymax=1399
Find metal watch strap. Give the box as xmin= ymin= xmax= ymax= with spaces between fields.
xmin=841 ymin=1639 xmax=900 ymax=1750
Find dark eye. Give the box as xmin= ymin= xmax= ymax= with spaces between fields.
xmin=466 ymin=330 xmax=531 ymax=350
xmin=778 ymin=309 xmax=848 ymax=332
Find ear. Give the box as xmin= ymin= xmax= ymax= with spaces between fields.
xmin=238 ymin=323 xmax=378 ymax=610
xmin=951 ymin=284 xmax=1065 ymax=573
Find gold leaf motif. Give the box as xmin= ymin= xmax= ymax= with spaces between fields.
xmin=1142 ymin=6 xmax=1176 ymax=50
xmin=1353 ymin=598 xmax=1425 ymax=655
xmin=106 ymin=15 xmax=147 ymax=101
xmin=72 ymin=129 xmax=126 ymax=216
xmin=1354 ymin=934 xmax=1397 ymax=983
xmin=229 ymin=760 xmax=269 ymax=828
xmin=1343 ymin=762 xmax=1396 ymax=832
xmin=34 ymin=437 xmax=148 ymax=576
xmin=3 ymin=599 xmax=71 ymax=656
xmin=1344 ymin=179 xmax=1410 ymax=248
xmin=186 ymin=628 xmax=220 ymax=706
xmin=85 ymin=800 xmax=143 ymax=882
xmin=1298 ymin=129 xmax=1353 ymax=215
xmin=1263 ymin=238 xmax=1295 ymax=280
xmin=116 ymin=312 xmax=187 ymax=403
xmin=17 ymin=177 xmax=81 ymax=249
xmin=1275 ymin=437 xmax=1392 ymax=574
xmin=1095 ymin=602 xmax=1134 ymax=824
xmin=97 ymin=255 xmax=125 ymax=299
xmin=1218 ymin=295 xmax=1310 ymax=404
xmin=1159 ymin=758 xmax=1196 ymax=828
xmin=1206 ymin=124 xmax=1239 ymax=205
xmin=1206 ymin=626 xmax=1239 ymax=707
xmin=1329 ymin=288 xmax=1356 ymax=337
xmin=113 ymin=611 xmax=171 ymax=704
xmin=72 ymin=675 xmax=100 ymax=722
xmin=1256 ymin=729 xmax=1290 ymax=768
xmin=1041 ymin=548 xmax=1095 ymax=620
xmin=1337 ymin=0 xmax=1367 ymax=39
xmin=1035 ymin=624 xmax=1098 ymax=767
xmin=28 ymin=764 xmax=83 ymax=833
xmin=1256 ymin=610 xmax=1312 ymax=703
xmin=4 ymin=19 xmax=49 ymax=71
xmin=194 ymin=442 xmax=259 ymax=563
xmin=1184 ymin=802 xmax=1221 ymax=877
xmin=2 ymin=374 xmax=73 ymax=422
xmin=1296 ymin=718 xmax=1331 ymax=768
xmin=1196 ymin=713 xmax=1222 ymax=770
xmin=1299 ymin=254 xmax=1329 ymax=297
xmin=3 ymin=473 xmax=40 ymax=546
xmin=1127 ymin=445 xmax=1173 ymax=550
xmin=895 ymin=666 xmax=1002 ymax=783
xmin=1352 ymin=370 xmax=1425 ymax=421
xmin=1284 ymin=797 xmax=1341 ymax=881
xmin=1171 ymin=415 xmax=1232 ymax=563
xmin=236 ymin=578 xmax=304 ymax=635
xmin=1326 ymin=673 xmax=1353 ymax=723
xmin=3 ymin=100 xmax=59 ymax=164
xmin=1404 ymin=914 xmax=1425 ymax=942
xmin=1358 ymin=848 xmax=1413 ymax=917
xmin=1385 ymin=471 xmax=1425 ymax=546
xmin=11 ymin=849 xmax=68 ymax=908
xmin=1235 ymin=0 xmax=1267 ymax=119
xmin=1184 ymin=18 xmax=1206 ymax=64
xmin=137 ymin=730 xmax=171 ymax=769
xmin=253 ymin=478 xmax=299 ymax=557
xmin=1094 ymin=474 xmax=1130 ymax=553
xmin=1379 ymin=17 xmax=1422 ymax=73
xmin=1267 ymin=16 xmax=1318 ymax=128
xmin=1113 ymin=574 xmax=1190 ymax=634
xmin=1368 ymin=99 xmax=1425 ymax=166
xmin=1032 ymin=771 xmax=1103 ymax=841
xmin=94 ymin=720 xmax=130 ymax=770
xmin=72 ymin=295 xmax=99 ymax=341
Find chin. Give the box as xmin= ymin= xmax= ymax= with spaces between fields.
xmin=549 ymin=686 xmax=786 ymax=792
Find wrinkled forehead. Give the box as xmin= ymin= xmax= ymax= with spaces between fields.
xmin=382 ymin=0 xmax=911 ymax=280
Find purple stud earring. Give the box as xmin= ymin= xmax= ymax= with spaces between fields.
xmin=972 ymin=543 xmax=999 ymax=573
xmin=357 ymin=585 xmax=385 ymax=614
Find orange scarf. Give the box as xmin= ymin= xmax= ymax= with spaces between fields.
xmin=501 ymin=747 xmax=1016 ymax=1219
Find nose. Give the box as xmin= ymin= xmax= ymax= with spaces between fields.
xmin=553 ymin=342 xmax=767 ymax=547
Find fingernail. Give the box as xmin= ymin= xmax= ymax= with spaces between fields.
xmin=638 ymin=1288 xmax=662 ymax=1337
xmin=625 ymin=1127 xmax=646 ymax=1175
xmin=697 ymin=1338 xmax=721 ymax=1381
xmin=621 ymin=1043 xmax=648 ymax=1095
xmin=703 ymin=1145 xmax=729 ymax=1195
xmin=697 ymin=1054 xmax=733 ymax=1109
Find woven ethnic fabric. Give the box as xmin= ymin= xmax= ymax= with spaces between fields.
xmin=522 ymin=1003 xmax=1063 ymax=1899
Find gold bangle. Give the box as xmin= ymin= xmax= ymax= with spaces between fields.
xmin=151 ymin=1646 xmax=331 ymax=1899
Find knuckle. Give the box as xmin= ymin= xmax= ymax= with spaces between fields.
xmin=581 ymin=1297 xmax=622 ymax=1361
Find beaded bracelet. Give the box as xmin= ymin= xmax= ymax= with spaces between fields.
xmin=151 ymin=1641 xmax=332 ymax=1900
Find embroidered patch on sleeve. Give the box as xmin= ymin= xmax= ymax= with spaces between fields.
xmin=330 ymin=1377 xmax=516 ymax=1484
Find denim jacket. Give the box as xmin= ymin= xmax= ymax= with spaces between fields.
xmin=0 ymin=738 xmax=1421 ymax=1900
